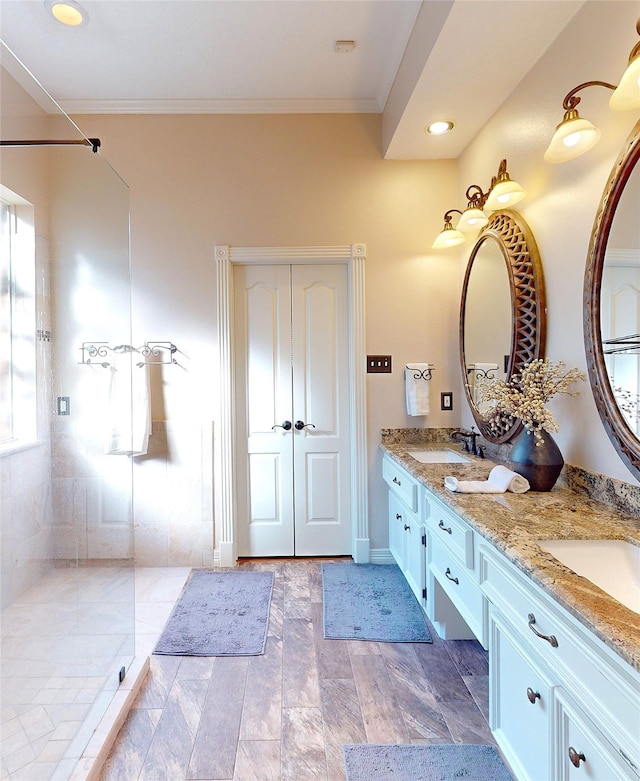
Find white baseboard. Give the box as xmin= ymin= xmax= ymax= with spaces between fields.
xmin=369 ymin=548 xmax=395 ymax=565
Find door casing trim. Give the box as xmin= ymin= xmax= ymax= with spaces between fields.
xmin=215 ymin=244 xmax=369 ymax=566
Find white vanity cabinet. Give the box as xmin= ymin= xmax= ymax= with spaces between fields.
xmin=383 ymin=457 xmax=426 ymax=605
xmin=481 ymin=542 xmax=640 ymax=781
xmin=423 ymin=488 xmax=488 ymax=647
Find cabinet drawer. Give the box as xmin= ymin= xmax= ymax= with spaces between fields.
xmin=425 ymin=493 xmax=474 ymax=569
xmin=383 ymin=458 xmax=418 ymax=512
xmin=480 ymin=543 xmax=640 ymax=772
xmin=430 ymin=535 xmax=484 ymax=641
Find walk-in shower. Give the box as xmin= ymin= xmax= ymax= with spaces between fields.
xmin=1 ymin=43 xmax=135 ymax=780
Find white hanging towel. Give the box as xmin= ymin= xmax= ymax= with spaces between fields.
xmin=105 ymin=349 xmax=152 ymax=456
xmin=405 ymin=364 xmax=431 ymax=416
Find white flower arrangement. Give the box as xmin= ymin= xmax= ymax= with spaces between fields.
xmin=478 ymin=359 xmax=585 ymax=444
xmin=614 ymin=386 xmax=640 ymax=429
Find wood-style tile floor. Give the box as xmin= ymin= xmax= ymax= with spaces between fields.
xmin=99 ymin=559 xmax=498 ymax=781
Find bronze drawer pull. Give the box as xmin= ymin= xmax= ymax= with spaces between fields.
xmin=393 ymin=476 xmax=401 ymax=485
xmin=527 ymin=613 xmax=558 ymax=647
xmin=568 ymin=747 xmax=586 ymax=768
xmin=445 ymin=568 xmax=459 ymax=585
xmin=404 ymin=524 xmax=410 ymax=531
xmin=396 ymin=513 xmax=402 ymax=520
xmin=438 ymin=519 xmax=452 ymax=534
xmin=526 ymin=687 xmax=541 ymax=704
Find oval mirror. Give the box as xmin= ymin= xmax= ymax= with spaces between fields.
xmin=460 ymin=210 xmax=546 ymax=443
xmin=585 ymin=119 xmax=640 ymax=479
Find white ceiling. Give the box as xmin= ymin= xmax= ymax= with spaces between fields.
xmin=0 ymin=0 xmax=585 ymax=159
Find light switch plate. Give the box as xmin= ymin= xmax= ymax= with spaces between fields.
xmin=441 ymin=392 xmax=453 ymax=411
xmin=367 ymin=355 xmax=392 ymax=373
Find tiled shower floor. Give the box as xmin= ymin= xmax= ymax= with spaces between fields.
xmin=1 ymin=566 xmax=190 ymax=780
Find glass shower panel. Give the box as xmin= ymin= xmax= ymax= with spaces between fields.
xmin=0 ymin=43 xmax=134 ymax=780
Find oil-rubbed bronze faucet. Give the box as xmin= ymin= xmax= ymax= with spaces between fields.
xmin=449 ymin=427 xmax=479 ymax=454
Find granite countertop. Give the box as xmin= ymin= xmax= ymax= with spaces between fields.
xmin=380 ymin=438 xmax=640 ymax=673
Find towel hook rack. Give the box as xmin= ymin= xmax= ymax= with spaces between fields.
xmin=405 ymin=364 xmax=435 ymax=381
xmin=79 ymin=341 xmax=183 ymax=368
xmin=466 ymin=365 xmax=498 ymax=379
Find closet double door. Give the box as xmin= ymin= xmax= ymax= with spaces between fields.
xmin=234 ymin=263 xmax=351 ymax=557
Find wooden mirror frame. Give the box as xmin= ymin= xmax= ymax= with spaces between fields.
xmin=460 ymin=210 xmax=546 ymax=443
xmin=584 ymin=119 xmax=640 ymax=480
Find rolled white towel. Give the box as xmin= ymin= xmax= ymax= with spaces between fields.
xmin=444 ymin=476 xmax=504 ymax=493
xmin=444 ymin=466 xmax=530 ymax=494
xmin=488 ymin=465 xmax=530 ymax=493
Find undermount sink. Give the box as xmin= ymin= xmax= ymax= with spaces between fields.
xmin=408 ymin=449 xmax=472 ymax=464
xmin=537 ymin=538 xmax=640 ymax=614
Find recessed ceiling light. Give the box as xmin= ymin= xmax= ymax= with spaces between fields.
xmin=425 ymin=120 xmax=455 ymax=136
xmin=46 ymin=0 xmax=88 ymax=27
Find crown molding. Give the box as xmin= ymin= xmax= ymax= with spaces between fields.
xmin=60 ymin=97 xmax=382 ymax=115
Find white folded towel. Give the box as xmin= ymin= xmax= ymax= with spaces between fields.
xmin=405 ymin=364 xmax=431 ymax=416
xmin=444 ymin=465 xmax=530 ymax=494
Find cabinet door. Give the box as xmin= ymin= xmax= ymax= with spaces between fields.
xmin=388 ymin=492 xmax=407 ymax=569
xmin=490 ymin=608 xmax=553 ymax=781
xmin=555 ymin=688 xmax=636 ymax=780
xmin=404 ymin=513 xmax=425 ymax=605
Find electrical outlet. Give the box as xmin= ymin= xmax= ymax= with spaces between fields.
xmin=57 ymin=396 xmax=70 ymax=415
xmin=441 ymin=392 xmax=453 ymax=411
xmin=367 ymin=355 xmax=392 ymax=373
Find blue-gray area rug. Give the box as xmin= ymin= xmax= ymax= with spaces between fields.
xmin=343 ymin=744 xmax=513 ymax=781
xmin=154 ymin=569 xmax=274 ymax=656
xmin=321 ymin=562 xmax=431 ymax=642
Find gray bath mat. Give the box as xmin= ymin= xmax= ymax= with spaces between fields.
xmin=154 ymin=569 xmax=274 ymax=656
xmin=343 ymin=743 xmax=513 ymax=781
xmin=322 ymin=562 xmax=431 ymax=642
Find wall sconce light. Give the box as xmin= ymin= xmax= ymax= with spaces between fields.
xmin=431 ymin=159 xmax=526 ymax=249
xmin=457 ymin=185 xmax=490 ymax=232
xmin=432 ymin=210 xmax=466 ymax=249
xmin=483 ymin=159 xmax=527 ymax=211
xmin=545 ymin=18 xmax=640 ymax=163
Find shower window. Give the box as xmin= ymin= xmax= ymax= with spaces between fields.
xmin=0 ymin=189 xmax=36 ymax=449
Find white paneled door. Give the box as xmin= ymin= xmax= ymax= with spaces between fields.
xmin=234 ymin=263 xmax=351 ymax=557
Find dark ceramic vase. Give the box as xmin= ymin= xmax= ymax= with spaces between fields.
xmin=509 ymin=428 xmax=564 ymax=492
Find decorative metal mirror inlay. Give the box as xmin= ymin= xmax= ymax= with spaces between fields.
xmin=585 ymin=119 xmax=640 ymax=480
xmin=460 ymin=210 xmax=546 ymax=443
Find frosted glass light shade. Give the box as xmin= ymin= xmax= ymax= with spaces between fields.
xmin=544 ymin=114 xmax=601 ymax=163
xmin=609 ymin=56 xmax=640 ymax=111
xmin=432 ymin=224 xmax=466 ymax=250
xmin=484 ymin=179 xmax=526 ymax=211
xmin=457 ymin=207 xmax=489 ymax=232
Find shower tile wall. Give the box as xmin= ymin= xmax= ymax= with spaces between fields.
xmin=133 ymin=421 xmax=214 ymax=567
xmin=0 ymin=443 xmax=52 ymax=609
xmin=50 ymin=419 xmax=214 ymax=567
xmin=0 ymin=234 xmax=53 ymax=610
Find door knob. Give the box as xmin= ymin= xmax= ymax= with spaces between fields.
xmin=272 ymin=420 xmax=292 ymax=431
xmin=294 ymin=420 xmax=316 ymax=430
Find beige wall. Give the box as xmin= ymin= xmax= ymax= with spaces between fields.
xmin=72 ymin=112 xmax=461 ymax=555
xmin=71 ymin=0 xmax=639 ymax=562
xmin=458 ymin=0 xmax=639 ymax=487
